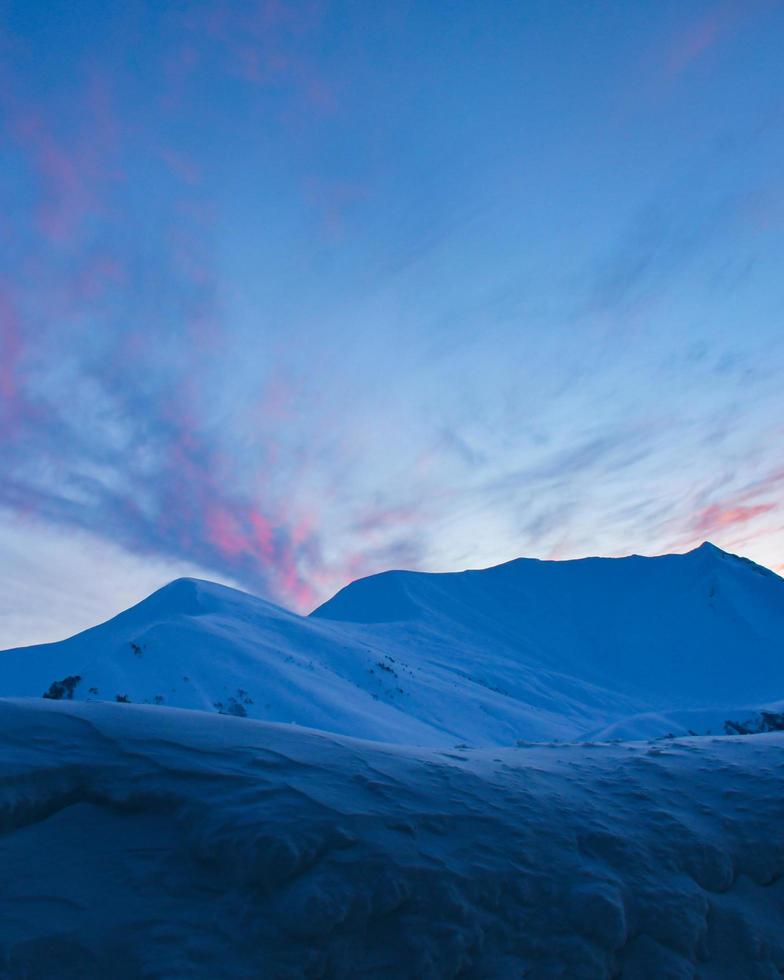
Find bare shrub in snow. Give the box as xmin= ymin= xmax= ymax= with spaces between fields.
xmin=42 ymin=675 xmax=82 ymax=700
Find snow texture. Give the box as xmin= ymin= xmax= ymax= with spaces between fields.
xmin=0 ymin=698 xmax=781 ymax=978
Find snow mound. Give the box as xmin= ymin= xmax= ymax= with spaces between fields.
xmin=0 ymin=698 xmax=781 ymax=978
xmin=1 ymin=543 xmax=783 ymax=744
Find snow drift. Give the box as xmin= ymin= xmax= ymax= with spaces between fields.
xmin=0 ymin=698 xmax=782 ymax=978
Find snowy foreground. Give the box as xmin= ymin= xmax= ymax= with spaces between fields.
xmin=0 ymin=698 xmax=782 ymax=979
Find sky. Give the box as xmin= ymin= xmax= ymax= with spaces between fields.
xmin=1 ymin=0 xmax=784 ymax=646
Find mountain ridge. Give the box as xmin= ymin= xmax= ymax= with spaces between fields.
xmin=0 ymin=542 xmax=781 ymax=745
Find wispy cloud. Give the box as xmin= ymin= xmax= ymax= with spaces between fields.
xmin=663 ymin=3 xmax=740 ymax=81
xmin=642 ymin=0 xmax=777 ymax=93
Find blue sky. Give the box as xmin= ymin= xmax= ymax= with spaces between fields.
xmin=2 ymin=0 xmax=784 ymax=645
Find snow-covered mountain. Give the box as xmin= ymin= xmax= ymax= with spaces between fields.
xmin=1 ymin=541 xmax=782 ymax=744
xmin=1 ymin=544 xmax=783 ymax=977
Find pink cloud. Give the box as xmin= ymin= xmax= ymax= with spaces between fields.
xmin=144 ymin=385 xmax=327 ymax=610
xmin=173 ymin=0 xmax=333 ymax=114
xmin=248 ymin=509 xmax=275 ymax=560
xmin=6 ymin=70 xmax=122 ymax=244
xmin=626 ymin=0 xmax=776 ymax=114
xmin=695 ymin=502 xmax=776 ymax=534
xmin=664 ymin=5 xmax=738 ymax=80
xmin=14 ymin=115 xmax=90 ymax=241
xmin=660 ymin=463 xmax=784 ymax=563
xmin=206 ymin=506 xmax=251 ymax=559
xmin=0 ymin=39 xmax=340 ymax=613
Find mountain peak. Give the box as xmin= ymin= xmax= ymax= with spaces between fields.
xmin=691 ymin=540 xmax=725 ymax=557
xmin=142 ymin=577 xmax=229 ymax=616
xmin=122 ymin=576 xmax=274 ymax=624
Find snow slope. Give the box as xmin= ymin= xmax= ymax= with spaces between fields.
xmin=0 ymin=542 xmax=782 ymax=744
xmin=0 ymin=697 xmax=782 ymax=979
xmin=0 ymin=577 xmax=447 ymax=745
xmin=313 ymin=542 xmax=784 ymax=707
